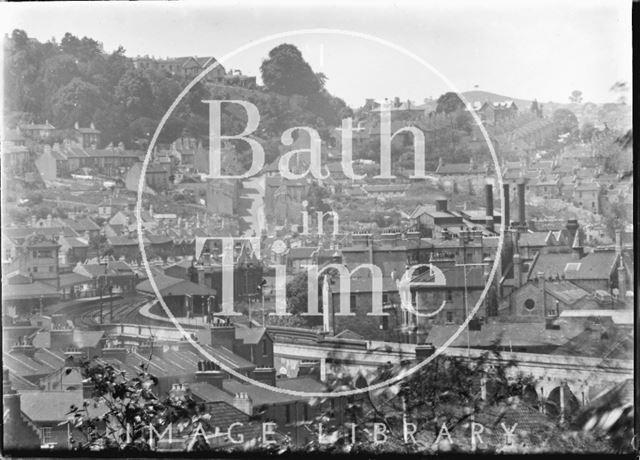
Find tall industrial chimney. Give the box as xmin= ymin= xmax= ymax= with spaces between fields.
xmin=484 ymin=183 xmax=494 ymax=232
xmin=517 ymin=179 xmax=526 ymax=228
xmin=502 ymin=183 xmax=510 ymax=230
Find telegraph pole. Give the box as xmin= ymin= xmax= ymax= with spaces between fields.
xmin=455 ymin=262 xmax=489 ymax=358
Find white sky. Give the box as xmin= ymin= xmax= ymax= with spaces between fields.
xmin=0 ymin=0 xmax=632 ymax=107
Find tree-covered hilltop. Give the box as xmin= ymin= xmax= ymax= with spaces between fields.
xmin=3 ymin=30 xmax=352 ymax=153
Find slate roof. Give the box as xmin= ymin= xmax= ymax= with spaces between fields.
xmin=544 ymin=281 xmax=589 ymax=305
xmin=564 ymin=250 xmax=618 ymax=280
xmin=202 ymin=344 xmax=256 ymax=372
xmin=21 ymin=391 xmax=110 ymax=423
xmin=411 ymin=265 xmax=486 ymax=289
xmin=107 ymin=236 xmax=138 ymax=246
xmin=222 ymin=380 xmax=306 ymax=405
xmin=32 ymin=330 xmax=105 ymax=349
xmin=474 ymin=401 xmax=554 ymax=444
xmin=62 ymin=217 xmax=100 ymax=232
xmin=188 ymin=381 xmax=235 ymax=405
xmin=145 ymin=234 xmax=173 ymax=245
xmin=2 ymin=348 xmax=66 ymax=377
xmin=551 ymin=325 xmax=632 ymax=360
xmin=2 ymin=281 xmax=61 ymax=300
xmin=276 ymin=377 xmax=327 ymax=393
xmin=136 ymin=273 xmax=217 ymax=297
xmin=527 ymin=252 xmax=576 ymax=280
xmin=61 ymin=236 xmax=89 ymax=249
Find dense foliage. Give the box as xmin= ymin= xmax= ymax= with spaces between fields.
xmin=4 ymin=31 xmax=352 ymax=155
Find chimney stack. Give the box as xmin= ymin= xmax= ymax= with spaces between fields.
xmin=615 ymin=231 xmax=622 ymax=256
xmin=195 ymin=361 xmax=226 ymax=388
xmin=565 ymin=220 xmax=579 ymax=248
xmin=233 ymin=392 xmax=253 ymax=415
xmin=517 ymin=179 xmax=526 ymax=228
xmin=485 ymin=183 xmax=494 ymax=232
xmin=617 ymin=260 xmax=627 ymax=298
xmin=435 ymin=198 xmax=448 ymax=213
xmin=513 ymin=253 xmax=522 ymax=288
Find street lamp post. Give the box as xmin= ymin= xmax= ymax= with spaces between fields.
xmin=98 ymin=275 xmax=104 ymax=324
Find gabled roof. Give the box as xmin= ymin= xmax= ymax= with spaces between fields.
xmin=235 ymin=326 xmax=267 ymax=345
xmin=518 ymin=231 xmax=552 ymax=247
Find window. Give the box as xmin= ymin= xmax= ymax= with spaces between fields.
xmin=446 ymin=290 xmax=453 ymax=301
xmin=262 ymin=340 xmax=268 ymax=357
xmin=350 ymin=294 xmax=357 ymax=310
xmin=446 ymin=312 xmax=454 ymax=324
xmin=381 ymin=316 xmax=389 ymax=330
xmin=524 ymin=299 xmax=535 ymax=311
xmin=382 ymin=293 xmax=389 ymax=304
xmin=285 ymin=404 xmax=291 ymax=424
xmin=40 ymin=427 xmax=53 ymax=444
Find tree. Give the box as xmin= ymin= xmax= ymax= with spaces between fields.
xmin=285 ymin=272 xmax=310 ymax=315
xmin=580 ymin=121 xmax=595 ymax=142
xmin=552 ymin=108 xmax=578 ymax=134
xmin=114 ymin=69 xmax=153 ymax=118
xmin=609 ymin=81 xmax=628 ymax=104
xmin=569 ymin=90 xmax=583 ymax=104
xmin=435 ymin=92 xmax=465 ymax=114
xmin=42 ymin=54 xmax=80 ymax=92
xmin=50 ymin=78 xmax=103 ymax=128
xmin=530 ymin=99 xmax=542 ymax=118
xmin=68 ymin=357 xmax=243 ymax=451
xmin=260 ymin=44 xmax=321 ymax=96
